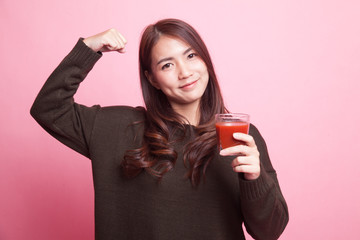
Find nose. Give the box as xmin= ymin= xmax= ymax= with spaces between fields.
xmin=178 ymin=61 xmax=193 ymax=80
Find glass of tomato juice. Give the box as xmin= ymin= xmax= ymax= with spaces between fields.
xmin=215 ymin=113 xmax=250 ymax=150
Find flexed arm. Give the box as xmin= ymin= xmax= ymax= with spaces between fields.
xmin=30 ymin=29 xmax=127 ymax=157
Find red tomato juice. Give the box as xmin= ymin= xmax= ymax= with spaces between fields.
xmin=215 ymin=121 xmax=249 ymax=149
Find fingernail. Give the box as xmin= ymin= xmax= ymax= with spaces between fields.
xmin=219 ymin=149 xmax=226 ymax=155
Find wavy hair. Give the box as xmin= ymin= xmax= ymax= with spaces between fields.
xmin=121 ymin=18 xmax=227 ymax=186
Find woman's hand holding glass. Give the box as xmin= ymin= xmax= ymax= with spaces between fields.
xmin=83 ymin=28 xmax=127 ymax=53
xmin=220 ymin=133 xmax=261 ymax=180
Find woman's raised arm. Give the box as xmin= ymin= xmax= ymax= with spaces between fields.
xmin=30 ymin=30 xmax=127 ymax=158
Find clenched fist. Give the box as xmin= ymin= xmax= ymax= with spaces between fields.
xmin=83 ymin=28 xmax=127 ymax=53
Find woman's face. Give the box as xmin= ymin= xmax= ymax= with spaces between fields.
xmin=147 ymin=35 xmax=209 ymax=110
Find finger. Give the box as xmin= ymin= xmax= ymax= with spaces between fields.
xmin=103 ymin=42 xmax=120 ymax=51
xmin=116 ymin=41 xmax=126 ymax=53
xmin=113 ymin=35 xmax=127 ymax=53
xmin=109 ymin=30 xmax=127 ymax=49
xmin=232 ymin=164 xmax=260 ymax=175
xmin=118 ymin=32 xmax=127 ymax=45
xmin=108 ymin=28 xmax=126 ymax=44
xmin=233 ymin=133 xmax=256 ymax=147
xmin=113 ymin=32 xmax=125 ymax=48
xmin=101 ymin=29 xmax=126 ymax=52
xmin=220 ymin=144 xmax=251 ymax=156
xmin=117 ymin=48 xmax=126 ymax=53
xmin=104 ymin=39 xmax=125 ymax=52
xmin=231 ymin=156 xmax=256 ymax=168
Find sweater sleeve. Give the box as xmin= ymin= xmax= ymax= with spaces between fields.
xmin=30 ymin=39 xmax=103 ymax=158
xmin=239 ymin=124 xmax=289 ymax=240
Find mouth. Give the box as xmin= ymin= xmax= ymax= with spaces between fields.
xmin=180 ymin=80 xmax=198 ymax=89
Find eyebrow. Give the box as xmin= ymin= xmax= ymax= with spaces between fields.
xmin=156 ymin=47 xmax=193 ymax=65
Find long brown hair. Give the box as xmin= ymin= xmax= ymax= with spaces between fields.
xmin=121 ymin=18 xmax=227 ymax=186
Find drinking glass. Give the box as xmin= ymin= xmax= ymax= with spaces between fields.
xmin=215 ymin=113 xmax=250 ymax=150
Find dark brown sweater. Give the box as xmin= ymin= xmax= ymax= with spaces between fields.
xmin=30 ymin=39 xmax=288 ymax=240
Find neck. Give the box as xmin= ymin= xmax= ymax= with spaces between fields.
xmin=170 ymin=101 xmax=200 ymax=126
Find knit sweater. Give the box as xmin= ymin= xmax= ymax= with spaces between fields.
xmin=30 ymin=39 xmax=288 ymax=240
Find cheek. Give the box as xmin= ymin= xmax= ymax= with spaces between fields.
xmin=201 ymin=66 xmax=210 ymax=83
xmin=204 ymin=69 xmax=209 ymax=80
xmin=204 ymin=74 xmax=210 ymax=90
xmin=197 ymin=61 xmax=209 ymax=77
xmin=202 ymin=70 xmax=210 ymax=91
xmin=154 ymin=73 xmax=176 ymax=88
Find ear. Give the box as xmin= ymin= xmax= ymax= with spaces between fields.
xmin=145 ymin=71 xmax=160 ymax=90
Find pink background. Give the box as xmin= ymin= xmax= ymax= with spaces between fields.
xmin=1 ymin=0 xmax=359 ymax=239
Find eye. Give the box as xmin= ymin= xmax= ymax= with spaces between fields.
xmin=188 ymin=53 xmax=197 ymax=59
xmin=161 ymin=63 xmax=172 ymax=70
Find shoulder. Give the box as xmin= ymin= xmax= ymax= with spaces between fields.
xmin=96 ymin=105 xmax=146 ymax=124
xmin=98 ymin=105 xmax=145 ymax=117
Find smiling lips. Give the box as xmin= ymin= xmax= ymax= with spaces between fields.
xmin=180 ymin=80 xmax=198 ymax=89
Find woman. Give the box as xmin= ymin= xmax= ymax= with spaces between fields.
xmin=31 ymin=18 xmax=288 ymax=240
